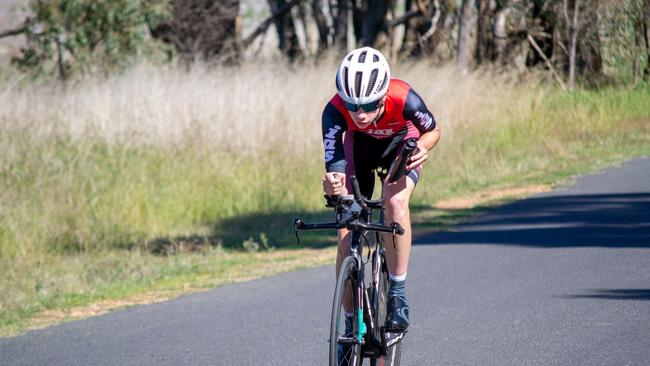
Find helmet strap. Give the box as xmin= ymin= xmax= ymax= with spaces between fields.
xmin=370 ymin=102 xmax=386 ymax=127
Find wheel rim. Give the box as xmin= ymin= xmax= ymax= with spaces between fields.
xmin=330 ymin=256 xmax=362 ymax=366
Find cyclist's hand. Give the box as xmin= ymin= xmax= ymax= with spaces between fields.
xmin=406 ymin=141 xmax=428 ymax=170
xmin=323 ymin=172 xmax=347 ymax=196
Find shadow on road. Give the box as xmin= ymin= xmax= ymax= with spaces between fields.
xmin=147 ymin=192 xmax=649 ymax=254
xmin=562 ymin=289 xmax=650 ymax=301
xmin=415 ymin=193 xmax=650 ymax=248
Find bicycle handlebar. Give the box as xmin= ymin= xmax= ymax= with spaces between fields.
xmin=294 ymin=218 xmax=405 ymax=235
xmin=295 ymin=174 xmax=405 ymax=236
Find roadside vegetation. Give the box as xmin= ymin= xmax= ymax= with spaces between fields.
xmin=1 ymin=60 xmax=649 ymax=336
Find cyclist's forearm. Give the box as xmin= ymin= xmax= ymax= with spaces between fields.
xmin=418 ymin=127 xmax=441 ymax=151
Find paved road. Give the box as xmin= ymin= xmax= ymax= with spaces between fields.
xmin=2 ymin=158 xmax=649 ymax=365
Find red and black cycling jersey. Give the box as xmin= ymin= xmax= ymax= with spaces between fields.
xmin=321 ymin=79 xmax=437 ymax=173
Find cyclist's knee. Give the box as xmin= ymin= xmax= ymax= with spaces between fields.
xmin=386 ymin=194 xmax=409 ymax=220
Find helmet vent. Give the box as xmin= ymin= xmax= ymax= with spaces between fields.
xmin=354 ymin=71 xmax=362 ymax=97
xmin=343 ymin=67 xmax=351 ymax=97
xmin=366 ymin=69 xmax=378 ymax=97
xmin=373 ymin=54 xmax=379 ymax=62
xmin=377 ymin=71 xmax=388 ymax=92
xmin=347 ymin=54 xmax=353 ymax=61
xmin=358 ymin=51 xmax=367 ymax=63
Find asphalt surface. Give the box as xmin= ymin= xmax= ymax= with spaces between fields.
xmin=1 ymin=157 xmax=649 ymax=365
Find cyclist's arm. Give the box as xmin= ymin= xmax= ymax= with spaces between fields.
xmin=402 ymin=88 xmax=441 ymax=170
xmin=322 ymin=102 xmax=349 ymax=196
xmin=322 ymin=102 xmax=348 ymax=173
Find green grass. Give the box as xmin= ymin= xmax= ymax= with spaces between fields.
xmin=0 ymin=63 xmax=648 ymax=337
xmin=0 ymin=246 xmax=338 ymax=336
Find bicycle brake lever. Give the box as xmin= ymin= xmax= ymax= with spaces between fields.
xmin=293 ymin=219 xmax=304 ymax=244
xmin=391 ymin=223 xmax=405 ymax=235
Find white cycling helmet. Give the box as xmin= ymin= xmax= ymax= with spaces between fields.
xmin=335 ymin=47 xmax=391 ymax=105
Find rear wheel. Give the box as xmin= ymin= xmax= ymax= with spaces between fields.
xmin=330 ymin=256 xmax=363 ymax=366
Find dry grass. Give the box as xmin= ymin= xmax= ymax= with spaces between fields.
xmin=0 ymin=61 xmax=535 ymax=257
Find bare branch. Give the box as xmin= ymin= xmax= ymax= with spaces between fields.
xmin=387 ymin=9 xmax=422 ymax=28
xmin=242 ymin=0 xmax=301 ymax=49
xmin=0 ymin=24 xmax=27 ymax=39
xmin=528 ymin=34 xmax=568 ymax=92
xmin=419 ymin=0 xmax=441 ymax=42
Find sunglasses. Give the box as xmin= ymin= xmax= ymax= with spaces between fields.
xmin=344 ymin=99 xmax=382 ymax=112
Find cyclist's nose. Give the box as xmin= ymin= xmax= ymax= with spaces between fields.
xmin=353 ymin=111 xmax=369 ymax=122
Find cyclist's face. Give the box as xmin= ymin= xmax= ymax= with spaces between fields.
xmin=348 ymin=97 xmax=385 ymax=129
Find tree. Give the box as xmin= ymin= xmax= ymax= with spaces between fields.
xmin=352 ymin=0 xmax=390 ymax=46
xmin=566 ymin=0 xmax=581 ymax=89
xmin=12 ymin=0 xmax=170 ymax=79
xmin=457 ymin=0 xmax=477 ymax=72
xmin=332 ymin=0 xmax=350 ymax=51
xmin=267 ymin=0 xmax=302 ymax=62
xmin=476 ymin=0 xmax=496 ymax=64
xmin=312 ymin=0 xmax=330 ymax=55
xmin=151 ymin=0 xmax=241 ymax=64
xmin=643 ymin=0 xmax=650 ymax=81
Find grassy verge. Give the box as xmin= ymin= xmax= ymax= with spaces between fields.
xmin=0 ymin=246 xmax=338 ymax=336
xmin=0 ymin=63 xmax=648 ymax=337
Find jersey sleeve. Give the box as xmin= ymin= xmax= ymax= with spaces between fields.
xmin=402 ymin=88 xmax=437 ymax=133
xmin=321 ymin=102 xmax=348 ymax=173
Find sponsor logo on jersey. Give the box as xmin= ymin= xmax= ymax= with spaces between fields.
xmin=324 ymin=125 xmax=342 ymax=162
xmin=414 ymin=111 xmax=433 ymax=129
xmin=366 ymin=128 xmax=394 ymax=137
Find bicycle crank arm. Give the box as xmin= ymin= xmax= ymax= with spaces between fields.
xmin=383 ymin=330 xmax=407 ymax=348
xmin=337 ymin=336 xmax=366 ymax=346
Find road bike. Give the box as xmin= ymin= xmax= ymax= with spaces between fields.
xmin=294 ymin=139 xmax=418 ymax=366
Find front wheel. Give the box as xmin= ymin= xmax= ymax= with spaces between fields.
xmin=330 ymin=256 xmax=363 ymax=366
xmin=369 ymin=249 xmax=403 ymax=366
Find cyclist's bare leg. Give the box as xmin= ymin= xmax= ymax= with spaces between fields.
xmin=336 ymin=228 xmax=350 ymax=274
xmin=336 ymin=228 xmax=359 ymax=315
xmin=381 ymin=175 xmax=416 ymax=276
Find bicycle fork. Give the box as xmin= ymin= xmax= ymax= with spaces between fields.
xmin=356 ymin=271 xmax=366 ymax=342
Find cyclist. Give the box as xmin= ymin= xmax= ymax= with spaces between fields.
xmin=321 ymin=47 xmax=441 ymax=336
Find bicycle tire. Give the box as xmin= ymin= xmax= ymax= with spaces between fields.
xmin=330 ymin=256 xmax=363 ymax=366
xmin=370 ymin=249 xmax=403 ymax=366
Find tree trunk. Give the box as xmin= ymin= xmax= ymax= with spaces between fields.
xmin=551 ymin=1 xmax=568 ymax=75
xmin=476 ymin=0 xmax=494 ymax=64
xmin=359 ymin=0 xmax=390 ymax=46
xmin=457 ymin=0 xmax=477 ymax=72
xmin=428 ymin=0 xmax=452 ymax=61
xmin=400 ymin=0 xmax=415 ymax=54
xmin=643 ymin=0 xmax=650 ymax=81
xmin=267 ymin=0 xmax=303 ymax=62
xmin=298 ymin=2 xmax=310 ymax=55
xmin=333 ymin=0 xmax=349 ymax=50
xmin=567 ymin=0 xmax=580 ymax=89
xmin=312 ymin=0 xmax=330 ymax=55
xmin=578 ymin=1 xmax=602 ymax=85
